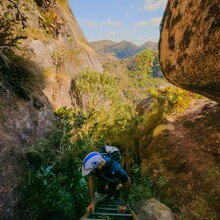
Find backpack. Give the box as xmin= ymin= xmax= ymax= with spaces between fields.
xmin=99 ymin=145 xmax=121 ymax=163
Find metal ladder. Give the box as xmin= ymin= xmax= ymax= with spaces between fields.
xmin=80 ymin=199 xmax=139 ymax=220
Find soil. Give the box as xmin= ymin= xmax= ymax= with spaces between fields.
xmin=143 ymin=98 xmax=220 ymax=219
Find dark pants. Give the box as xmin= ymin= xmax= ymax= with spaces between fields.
xmin=95 ymin=177 xmax=120 ymax=199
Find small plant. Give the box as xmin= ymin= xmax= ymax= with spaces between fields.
xmin=129 ymin=164 xmax=157 ymax=203
xmin=34 ymin=0 xmax=56 ymax=8
xmin=51 ymin=47 xmax=81 ymax=72
xmin=39 ymin=10 xmax=58 ymax=36
xmin=0 ymin=0 xmax=27 ymax=48
xmin=148 ymin=86 xmax=195 ymax=114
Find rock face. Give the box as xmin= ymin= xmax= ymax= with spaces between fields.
xmin=0 ymin=1 xmax=103 ymax=218
xmin=137 ymin=199 xmax=176 ymax=220
xmin=1 ymin=0 xmax=103 ymax=108
xmin=159 ymin=0 xmax=220 ymax=102
xmin=140 ymin=99 xmax=220 ymax=219
xmin=24 ymin=0 xmax=103 ymax=108
xmin=0 ymin=82 xmax=54 ymax=220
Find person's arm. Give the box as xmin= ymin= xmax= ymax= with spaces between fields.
xmin=121 ymin=176 xmax=131 ymax=203
xmin=117 ymin=170 xmax=131 ymax=213
xmin=86 ymin=175 xmax=95 ymax=212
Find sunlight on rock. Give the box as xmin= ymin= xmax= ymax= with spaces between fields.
xmin=153 ymin=123 xmax=175 ymax=137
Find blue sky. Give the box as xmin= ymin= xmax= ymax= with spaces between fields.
xmin=69 ymin=0 xmax=167 ymax=46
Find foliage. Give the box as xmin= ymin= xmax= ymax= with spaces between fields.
xmin=191 ymin=196 xmax=219 ymax=220
xmin=36 ymin=0 xmax=66 ymax=38
xmin=129 ymin=164 xmax=170 ymax=204
xmin=17 ymin=70 xmax=138 ymax=218
xmin=0 ymin=0 xmax=27 ymax=48
xmin=129 ymin=163 xmax=181 ymax=216
xmin=17 ymin=109 xmax=96 ymax=219
xmin=39 ymin=10 xmax=59 ymax=37
xmin=75 ymin=69 xmax=121 ymax=101
xmin=148 ymin=86 xmax=194 ymax=114
xmin=34 ymin=0 xmax=56 ymax=8
xmin=152 ymin=54 xmax=163 ymax=77
xmin=51 ymin=47 xmax=81 ymax=72
xmin=129 ymin=50 xmax=155 ymax=87
xmin=16 ymin=64 xmax=199 ymax=218
xmin=74 ymin=69 xmax=137 ymax=141
xmin=129 ymin=164 xmax=155 ymax=202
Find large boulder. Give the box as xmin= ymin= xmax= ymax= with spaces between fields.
xmin=159 ymin=0 xmax=220 ymax=102
xmin=137 ymin=199 xmax=176 ymax=220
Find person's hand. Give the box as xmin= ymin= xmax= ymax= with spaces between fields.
xmin=118 ymin=204 xmax=127 ymax=213
xmin=86 ymin=203 xmax=95 ymax=213
xmin=116 ymin=183 xmax=122 ymax=190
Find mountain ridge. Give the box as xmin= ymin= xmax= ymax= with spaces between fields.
xmin=90 ymin=40 xmax=158 ymax=59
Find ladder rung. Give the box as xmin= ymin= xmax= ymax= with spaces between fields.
xmin=96 ymin=207 xmax=118 ymax=211
xmin=96 ymin=204 xmax=118 ymax=208
xmin=100 ymin=201 xmax=123 ymax=205
xmin=91 ymin=212 xmax=132 ymax=217
xmin=84 ymin=219 xmax=102 ymax=220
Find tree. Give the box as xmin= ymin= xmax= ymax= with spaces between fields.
xmin=129 ymin=50 xmax=155 ymax=87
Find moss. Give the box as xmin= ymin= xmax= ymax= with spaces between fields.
xmin=173 ymin=0 xmax=178 ymax=9
xmin=171 ymin=12 xmax=182 ymax=27
xmin=208 ymin=4 xmax=220 ymax=35
xmin=188 ymin=1 xmax=193 ymax=8
xmin=165 ymin=61 xmax=176 ymax=74
xmin=177 ymin=56 xmax=183 ymax=65
xmin=199 ymin=0 xmax=207 ymax=11
xmin=179 ymin=27 xmax=193 ymax=49
xmin=168 ymin=35 xmax=175 ymax=50
xmin=200 ymin=84 xmax=220 ymax=96
xmin=165 ymin=10 xmax=172 ymax=29
xmin=209 ymin=18 xmax=220 ymax=35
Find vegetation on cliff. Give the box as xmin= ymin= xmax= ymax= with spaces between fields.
xmin=0 ymin=1 xmax=219 ymax=220
xmin=16 ymin=63 xmax=201 ymax=219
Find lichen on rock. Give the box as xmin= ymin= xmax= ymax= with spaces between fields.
xmin=159 ymin=0 xmax=220 ymax=102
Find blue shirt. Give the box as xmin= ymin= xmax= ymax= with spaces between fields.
xmin=93 ymin=155 xmax=128 ymax=183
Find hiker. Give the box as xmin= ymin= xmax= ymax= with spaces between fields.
xmin=82 ymin=151 xmax=131 ymax=213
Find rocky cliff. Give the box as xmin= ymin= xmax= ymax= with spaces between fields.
xmin=137 ymin=98 xmax=220 ymax=219
xmin=0 ymin=0 xmax=102 ymax=218
xmin=159 ymin=0 xmax=220 ymax=102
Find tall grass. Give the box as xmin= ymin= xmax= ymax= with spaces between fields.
xmin=0 ymin=50 xmax=45 ymax=101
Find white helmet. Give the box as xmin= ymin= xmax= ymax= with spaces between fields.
xmin=82 ymin=152 xmax=102 ymax=176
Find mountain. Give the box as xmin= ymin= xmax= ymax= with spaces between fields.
xmin=138 ymin=41 xmax=159 ymax=52
xmin=90 ymin=40 xmax=158 ymax=59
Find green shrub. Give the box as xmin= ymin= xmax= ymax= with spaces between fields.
xmin=17 ymin=110 xmax=94 ymax=219
xmin=128 ymin=50 xmax=155 ymax=87
xmin=129 ymin=164 xmax=159 ymax=203
xmin=74 ymin=69 xmax=137 ymax=141
xmin=148 ymin=86 xmax=195 ymax=114
xmin=129 ymin=164 xmax=179 ymax=213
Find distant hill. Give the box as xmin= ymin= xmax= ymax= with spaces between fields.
xmin=90 ymin=40 xmax=158 ymax=59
